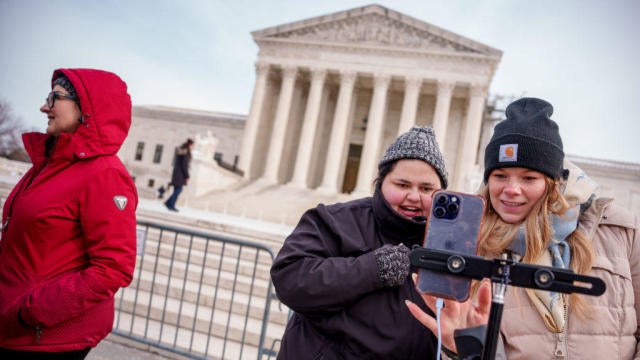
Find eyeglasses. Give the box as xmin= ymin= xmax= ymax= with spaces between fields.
xmin=46 ymin=91 xmax=77 ymax=109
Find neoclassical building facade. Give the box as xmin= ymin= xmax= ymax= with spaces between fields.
xmin=0 ymin=5 xmax=637 ymax=227
xmin=109 ymin=4 xmax=639 ymax=224
xmin=239 ymin=4 xmax=502 ymax=195
xmin=119 ymin=106 xmax=245 ymax=199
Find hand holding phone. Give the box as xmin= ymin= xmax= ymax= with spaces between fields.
xmin=415 ymin=190 xmax=485 ymax=301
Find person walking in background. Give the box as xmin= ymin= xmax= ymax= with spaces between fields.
xmin=0 ymin=68 xmax=138 ymax=359
xmin=407 ymin=98 xmax=640 ymax=359
xmin=271 ymin=126 xmax=449 ymax=359
xmin=164 ymin=138 xmax=194 ymax=212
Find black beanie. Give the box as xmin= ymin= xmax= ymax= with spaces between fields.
xmin=379 ymin=126 xmax=448 ymax=188
xmin=483 ymin=98 xmax=564 ymax=182
xmin=53 ymin=75 xmax=80 ymax=108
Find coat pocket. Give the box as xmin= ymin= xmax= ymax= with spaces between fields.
xmin=0 ymin=297 xmax=33 ymax=342
xmin=592 ymin=255 xmax=631 ymax=280
xmin=590 ymin=254 xmax=632 ymax=310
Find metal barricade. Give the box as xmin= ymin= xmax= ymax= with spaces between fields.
xmin=113 ymin=220 xmax=284 ymax=359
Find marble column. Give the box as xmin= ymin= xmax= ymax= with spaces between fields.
xmin=239 ymin=62 xmax=270 ymax=180
xmin=289 ymin=67 xmax=327 ymax=189
xmin=397 ymin=76 xmax=422 ymax=136
xmin=453 ymin=84 xmax=487 ymax=191
xmin=262 ymin=65 xmax=298 ymax=183
xmin=432 ymin=80 xmax=455 ymax=149
xmin=317 ymin=70 xmax=357 ymax=194
xmin=352 ymin=73 xmax=391 ymax=196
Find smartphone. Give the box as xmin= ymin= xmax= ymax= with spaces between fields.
xmin=416 ymin=190 xmax=485 ymax=301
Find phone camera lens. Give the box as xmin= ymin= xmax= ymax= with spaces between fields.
xmin=436 ymin=194 xmax=448 ymax=205
xmin=447 ymin=203 xmax=459 ymax=215
xmin=433 ymin=206 xmax=447 ymax=218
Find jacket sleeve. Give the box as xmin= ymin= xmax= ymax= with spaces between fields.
xmin=19 ymin=166 xmax=138 ymax=327
xmin=270 ymin=207 xmax=383 ymax=316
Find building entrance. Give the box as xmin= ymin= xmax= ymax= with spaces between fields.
xmin=342 ymin=144 xmax=362 ymax=193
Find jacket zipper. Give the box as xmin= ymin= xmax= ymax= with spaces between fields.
xmin=0 ymin=217 xmax=8 ymax=233
xmin=1 ymin=175 xmax=30 ymax=238
xmin=1 ymin=207 xmax=12 ymax=240
xmin=553 ymin=296 xmax=569 ymax=359
xmin=1 ymin=189 xmax=18 ymax=237
xmin=0 ymin=163 xmax=38 ymax=239
xmin=36 ymin=326 xmax=42 ymax=344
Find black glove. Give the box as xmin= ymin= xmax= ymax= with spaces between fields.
xmin=374 ymin=244 xmax=410 ymax=287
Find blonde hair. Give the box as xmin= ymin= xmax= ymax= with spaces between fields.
xmin=478 ymin=176 xmax=594 ymax=315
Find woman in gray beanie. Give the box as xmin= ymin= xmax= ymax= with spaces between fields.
xmin=271 ymin=126 xmax=450 ymax=359
xmin=408 ymin=97 xmax=640 ymax=359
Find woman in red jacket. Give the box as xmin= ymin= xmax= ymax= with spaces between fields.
xmin=0 ymin=68 xmax=138 ymax=359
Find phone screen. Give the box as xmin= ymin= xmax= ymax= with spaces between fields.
xmin=416 ymin=190 xmax=485 ymax=301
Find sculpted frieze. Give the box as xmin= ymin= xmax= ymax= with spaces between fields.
xmin=268 ymin=13 xmax=479 ymax=54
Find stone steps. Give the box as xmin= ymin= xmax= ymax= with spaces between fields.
xmin=117 ymin=288 xmax=285 ymax=346
xmin=114 ymin=311 xmax=275 ymax=360
xmin=136 ymin=205 xmax=291 ymax=254
xmin=141 ymin=240 xmax=273 ymax=281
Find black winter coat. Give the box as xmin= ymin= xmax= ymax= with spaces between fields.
xmin=170 ymin=147 xmax=191 ymax=187
xmin=271 ymin=186 xmax=438 ymax=359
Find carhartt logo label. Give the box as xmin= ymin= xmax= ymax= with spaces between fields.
xmin=113 ymin=196 xmax=128 ymax=211
xmin=499 ymin=144 xmax=518 ymax=162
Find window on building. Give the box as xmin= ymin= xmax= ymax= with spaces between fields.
xmin=153 ymin=144 xmax=164 ymax=164
xmin=135 ymin=142 xmax=145 ymax=161
xmin=147 ymin=179 xmax=155 ymax=188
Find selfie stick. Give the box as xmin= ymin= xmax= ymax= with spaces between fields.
xmin=482 ymin=254 xmax=510 ymax=360
xmin=409 ymin=248 xmax=605 ymax=360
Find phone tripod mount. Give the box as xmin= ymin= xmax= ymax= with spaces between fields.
xmin=409 ymin=247 xmax=605 ymax=360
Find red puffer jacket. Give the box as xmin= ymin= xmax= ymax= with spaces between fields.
xmin=0 ymin=68 xmax=138 ymax=351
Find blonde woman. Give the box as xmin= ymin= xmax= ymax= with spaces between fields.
xmin=407 ymin=98 xmax=640 ymax=359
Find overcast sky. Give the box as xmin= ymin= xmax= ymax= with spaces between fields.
xmin=1 ymin=0 xmax=638 ymax=163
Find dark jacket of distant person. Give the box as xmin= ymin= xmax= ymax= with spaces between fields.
xmin=170 ymin=141 xmax=192 ymax=187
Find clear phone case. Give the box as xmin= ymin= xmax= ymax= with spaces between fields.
xmin=416 ymin=190 xmax=485 ymax=301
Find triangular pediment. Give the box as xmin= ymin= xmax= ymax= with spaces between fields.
xmin=252 ymin=4 xmax=501 ymax=57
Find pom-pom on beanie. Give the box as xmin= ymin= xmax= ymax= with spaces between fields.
xmin=379 ymin=126 xmax=448 ymax=188
xmin=483 ymin=97 xmax=564 ymax=182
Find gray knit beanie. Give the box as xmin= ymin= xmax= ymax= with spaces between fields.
xmin=379 ymin=126 xmax=448 ymax=188
xmin=53 ymin=75 xmax=80 ymax=107
xmin=483 ymin=97 xmax=564 ymax=182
